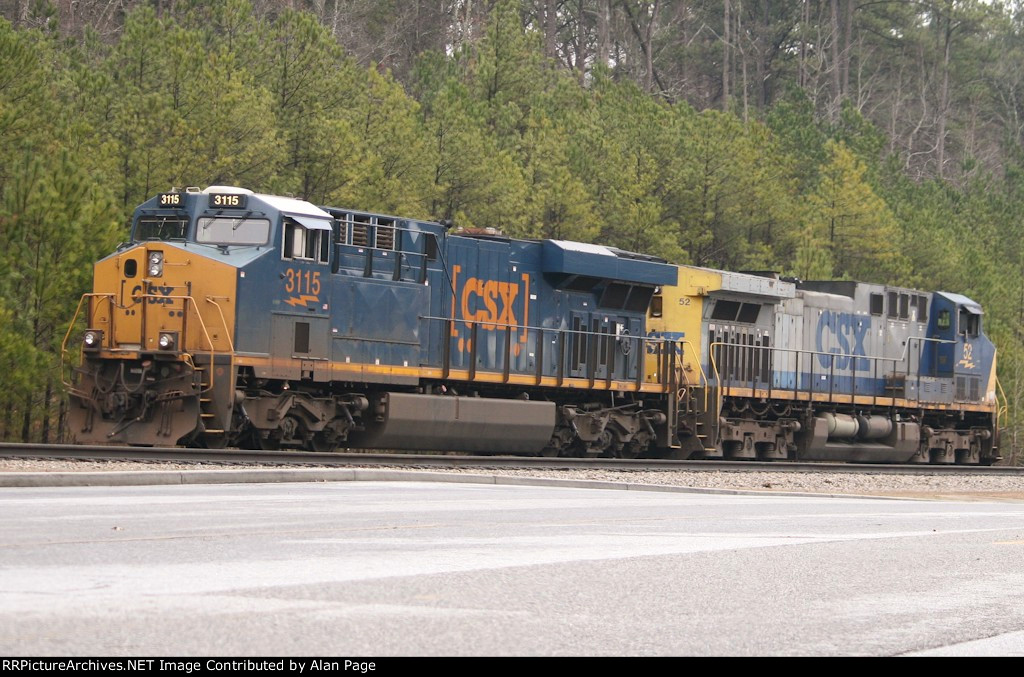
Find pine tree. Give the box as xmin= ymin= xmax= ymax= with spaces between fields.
xmin=805 ymin=140 xmax=904 ymax=282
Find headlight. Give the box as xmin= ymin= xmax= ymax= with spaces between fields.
xmin=83 ymin=330 xmax=102 ymax=350
xmin=158 ymin=332 xmax=177 ymax=350
xmin=148 ymin=251 xmax=164 ymax=277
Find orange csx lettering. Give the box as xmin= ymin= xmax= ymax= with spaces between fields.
xmin=461 ymin=278 xmax=519 ymax=330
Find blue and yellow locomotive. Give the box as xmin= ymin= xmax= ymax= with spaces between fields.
xmin=64 ymin=186 xmax=1000 ymax=464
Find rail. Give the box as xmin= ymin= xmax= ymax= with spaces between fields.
xmin=2 ymin=442 xmax=1020 ymax=475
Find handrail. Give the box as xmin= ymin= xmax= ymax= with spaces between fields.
xmin=142 ymin=293 xmax=220 ymax=393
xmin=675 ymin=340 xmax=710 ymax=412
xmin=709 ymin=337 xmax=953 ymax=365
xmin=995 ymin=376 xmax=1009 ymax=439
xmin=204 ymin=296 xmax=236 ymax=352
xmin=420 ymin=313 xmax=694 ymax=347
xmin=709 ymin=341 xmax=891 ymax=410
xmin=707 ymin=337 xmax=988 ymax=409
xmin=419 ymin=314 xmax=692 ymax=390
xmin=336 ymin=239 xmax=427 ymax=258
xmin=709 ymin=342 xmax=724 ymax=425
xmin=60 ymin=293 xmax=116 ymax=388
xmin=61 ymin=291 xmax=231 ymax=394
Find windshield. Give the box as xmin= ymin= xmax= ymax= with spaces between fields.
xmin=196 ymin=216 xmax=270 ymax=245
xmin=134 ymin=216 xmax=189 ymax=241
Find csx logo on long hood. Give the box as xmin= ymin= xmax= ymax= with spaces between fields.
xmin=816 ymin=310 xmax=870 ymax=371
xmin=451 ymin=265 xmax=530 ymax=347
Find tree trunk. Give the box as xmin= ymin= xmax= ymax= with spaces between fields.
xmin=42 ymin=378 xmax=52 ymax=444
xmin=644 ymin=0 xmax=660 ymax=93
xmin=623 ymin=0 xmax=664 ymax=94
xmin=799 ymin=0 xmax=808 ymax=88
xmin=937 ymin=21 xmax=952 ymax=180
xmin=545 ymin=0 xmax=558 ymax=60
xmin=842 ymin=0 xmax=854 ymax=101
xmin=57 ymin=392 xmax=68 ymax=444
xmin=739 ymin=6 xmax=748 ymax=121
xmin=21 ymin=394 xmax=31 ymax=442
xmin=756 ymin=0 xmax=770 ymax=109
xmin=1 ymin=388 xmax=10 ymax=441
xmin=723 ymin=0 xmax=730 ymax=112
xmin=576 ymin=0 xmax=586 ymax=83
xmin=830 ymin=0 xmax=841 ymax=121
xmin=596 ymin=0 xmax=610 ymax=69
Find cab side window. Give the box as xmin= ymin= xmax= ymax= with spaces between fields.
xmin=959 ymin=308 xmax=980 ymax=337
xmin=283 ymin=219 xmax=330 ymax=264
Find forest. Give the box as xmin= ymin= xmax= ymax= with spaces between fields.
xmin=1 ymin=0 xmax=1023 ymax=463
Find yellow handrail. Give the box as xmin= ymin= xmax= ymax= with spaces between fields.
xmin=204 ymin=296 xmax=236 ymax=352
xmin=61 ymin=291 xmax=231 ymax=394
xmin=60 ymin=293 xmax=116 ymax=388
xmin=675 ymin=340 xmax=709 ymax=411
xmin=995 ymin=376 xmax=1009 ymax=439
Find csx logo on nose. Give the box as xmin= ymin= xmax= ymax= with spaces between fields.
xmin=461 ymin=278 xmax=520 ymax=329
xmin=131 ymin=283 xmax=175 ymax=304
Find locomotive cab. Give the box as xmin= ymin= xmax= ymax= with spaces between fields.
xmin=922 ymin=293 xmax=990 ymax=382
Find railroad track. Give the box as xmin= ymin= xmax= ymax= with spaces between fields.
xmin=1 ymin=442 xmax=1021 ymax=476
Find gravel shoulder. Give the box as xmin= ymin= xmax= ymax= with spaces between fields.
xmin=1 ymin=458 xmax=1022 ymax=500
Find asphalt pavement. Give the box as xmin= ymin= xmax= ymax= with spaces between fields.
xmin=1 ymin=481 xmax=1023 ymax=656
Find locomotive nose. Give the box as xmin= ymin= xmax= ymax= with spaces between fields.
xmin=99 ymin=245 xmax=190 ymax=352
xmin=67 ymin=240 xmax=239 ymax=446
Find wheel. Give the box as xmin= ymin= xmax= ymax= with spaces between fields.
xmin=309 ymin=432 xmax=338 ymax=453
xmin=254 ymin=431 xmax=281 ymax=450
xmin=616 ymin=444 xmax=641 ymax=459
xmin=201 ymin=433 xmax=230 ymax=449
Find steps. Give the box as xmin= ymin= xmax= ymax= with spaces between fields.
xmin=195 ymin=366 xmax=224 ymax=434
xmin=682 ymin=387 xmax=717 ymax=453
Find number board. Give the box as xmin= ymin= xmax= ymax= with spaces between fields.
xmin=158 ymin=192 xmax=183 ymax=207
xmin=209 ymin=193 xmax=247 ymax=209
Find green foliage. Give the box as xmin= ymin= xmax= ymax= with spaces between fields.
xmin=420 ymin=78 xmax=529 ymax=232
xmin=803 ymin=140 xmax=905 ymax=282
xmin=671 ymin=110 xmax=800 ymax=271
xmin=765 ymin=90 xmax=828 ymax=194
xmin=0 ymin=152 xmax=119 ymax=440
xmin=4 ymin=1 xmax=1024 ymax=455
xmin=0 ymin=18 xmax=54 ymax=186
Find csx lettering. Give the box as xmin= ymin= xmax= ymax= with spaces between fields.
xmin=816 ymin=310 xmax=870 ymax=371
xmin=461 ymin=278 xmax=519 ymax=329
xmin=131 ymin=283 xmax=175 ymax=304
